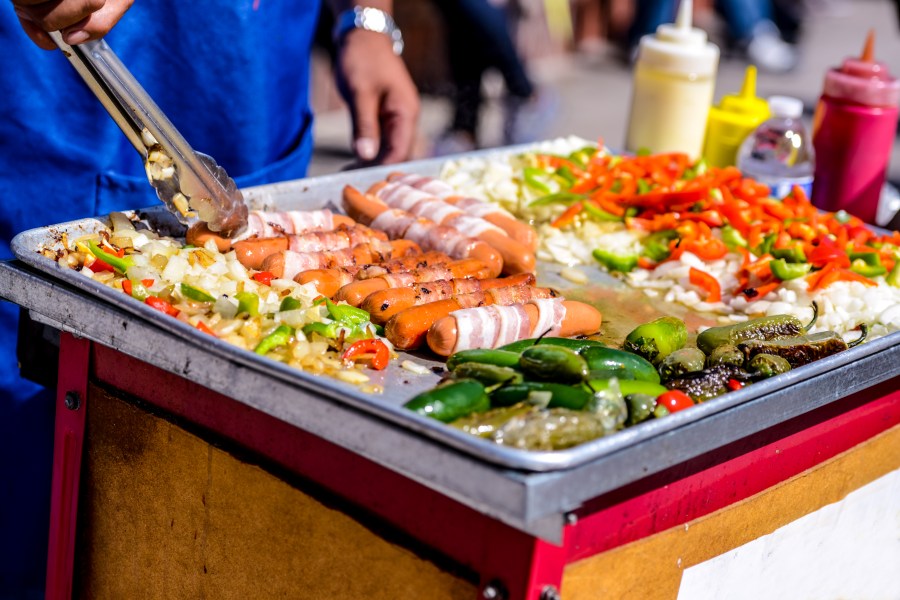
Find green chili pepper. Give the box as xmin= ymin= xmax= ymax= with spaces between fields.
xmin=325 ymin=298 xmax=369 ymax=325
xmin=887 ymin=261 xmax=900 ymax=288
xmin=491 ymin=382 xmax=592 ymax=410
xmin=446 ymin=349 xmax=522 ymax=371
xmin=498 ymin=337 xmax=606 ymax=354
xmin=529 ymin=191 xmax=585 ymax=207
xmin=623 ymin=316 xmax=687 ymax=365
xmin=523 ymin=167 xmax=553 ymax=194
xmin=696 ymin=304 xmax=818 ymax=354
xmin=449 ymin=363 xmax=523 ymax=387
xmin=738 ymin=325 xmax=867 ymax=368
xmin=279 ymin=296 xmax=304 ymax=312
xmin=747 ymin=354 xmax=791 ymax=378
xmin=405 ymin=379 xmax=490 ymax=423
xmin=180 ymin=283 xmax=216 ymax=303
xmin=657 ymin=347 xmax=707 ymax=381
xmin=451 ymin=403 xmax=536 ymax=438
xmin=580 ymin=345 xmax=660 ymax=383
xmin=583 ymin=202 xmax=622 ymax=222
xmin=625 ymin=393 xmax=658 ymax=426
xmin=235 ymin=291 xmax=260 ymax=317
xmin=593 ymin=248 xmax=639 ymax=273
xmin=772 ymin=247 xmax=807 ymax=263
xmin=254 ymin=324 xmax=293 ymax=356
xmin=88 ymin=240 xmax=134 ymax=273
xmin=721 ymin=225 xmax=748 ymax=249
xmin=706 ymin=344 xmax=744 ymax=368
xmin=849 ymin=252 xmax=887 ymax=277
xmin=519 ymin=345 xmax=589 ymax=383
xmin=770 ymin=258 xmax=812 ymax=280
xmin=585 ymin=378 xmax=668 ymax=398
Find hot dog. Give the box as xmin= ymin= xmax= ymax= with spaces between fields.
xmin=295 ymin=252 xmax=452 ymax=298
xmin=385 ymin=285 xmax=557 ymax=351
xmin=353 ymin=251 xmax=451 ymax=280
xmin=384 ymin=172 xmax=538 ymax=251
xmin=332 ymin=259 xmax=496 ymax=307
xmin=186 ymin=209 xmax=355 ymax=252
xmin=360 ymin=273 xmax=536 ymax=325
xmin=343 ymin=186 xmax=503 ymax=277
xmin=260 ymin=239 xmax=420 ymax=280
xmin=368 ymin=180 xmax=535 ymax=275
xmin=232 ymin=224 xmax=388 ymax=270
xmin=426 ymin=299 xmax=603 ymax=356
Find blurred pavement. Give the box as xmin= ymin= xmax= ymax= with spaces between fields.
xmin=309 ymin=0 xmax=900 ymax=188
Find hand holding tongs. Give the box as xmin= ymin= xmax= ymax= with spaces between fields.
xmin=49 ymin=31 xmax=248 ymax=238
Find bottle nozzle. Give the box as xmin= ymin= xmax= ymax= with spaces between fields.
xmin=861 ymin=29 xmax=875 ymax=62
xmin=675 ymin=0 xmax=693 ymax=31
xmin=740 ymin=65 xmax=758 ymax=99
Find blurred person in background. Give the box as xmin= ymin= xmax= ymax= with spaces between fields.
xmin=0 ymin=0 xmax=418 ymax=596
xmin=628 ymin=0 xmax=801 ymax=73
xmin=431 ymin=0 xmax=558 ymax=155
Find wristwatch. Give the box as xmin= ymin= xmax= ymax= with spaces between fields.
xmin=333 ymin=6 xmax=405 ymax=56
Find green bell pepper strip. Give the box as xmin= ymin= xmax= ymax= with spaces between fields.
xmin=583 ymin=201 xmax=622 ymax=222
xmin=567 ymin=145 xmax=598 ymax=167
xmin=849 ymin=252 xmax=887 ymax=277
xmin=254 ymin=325 xmax=293 ymax=356
xmin=721 ymin=225 xmax=748 ymax=249
xmin=325 ymin=299 xmax=370 ymax=326
xmin=446 ymin=349 xmax=522 ymax=371
xmin=529 ymin=191 xmax=586 ymax=207
xmin=770 ymin=258 xmax=812 ymax=280
xmin=593 ymin=249 xmax=639 ymax=273
xmin=636 ymin=178 xmax=652 ymax=195
xmin=641 ymin=230 xmax=679 ymax=262
xmin=772 ymin=247 xmax=807 ymax=263
xmin=555 ymin=166 xmax=577 ymax=187
xmin=404 ymin=379 xmax=490 ymax=423
xmin=523 ymin=167 xmax=554 ymax=195
xmin=88 ymin=240 xmax=134 ymax=273
xmin=180 ymin=283 xmax=216 ymax=303
xmin=279 ymin=296 xmax=304 ymax=312
xmin=887 ymin=261 xmax=900 ymax=288
xmin=234 ymin=292 xmax=260 ymax=317
xmin=301 ymin=321 xmax=341 ymax=339
xmin=753 ymin=233 xmax=777 ymax=258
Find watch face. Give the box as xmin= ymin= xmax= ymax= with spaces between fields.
xmin=335 ymin=6 xmax=403 ymax=56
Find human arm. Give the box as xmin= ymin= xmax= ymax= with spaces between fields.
xmin=329 ymin=1 xmax=420 ymax=165
xmin=10 ymin=0 xmax=134 ymax=50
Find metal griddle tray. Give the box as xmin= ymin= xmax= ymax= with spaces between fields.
xmin=10 ymin=147 xmax=900 ymax=476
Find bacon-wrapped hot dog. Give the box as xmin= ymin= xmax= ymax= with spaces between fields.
xmin=385 ymin=285 xmax=557 ymax=351
xmin=187 ymin=209 xmax=355 ymax=252
xmin=360 ymin=273 xmax=536 ymax=325
xmin=232 ymin=224 xmax=388 ymax=270
xmin=261 ymin=239 xmax=420 ymax=281
xmin=343 ymin=186 xmax=503 ymax=277
xmin=386 ymin=172 xmax=538 ymax=251
xmin=426 ymin=298 xmax=603 ymax=356
xmin=368 ymin=181 xmax=535 ymax=275
xmin=332 ymin=259 xmax=496 ymax=307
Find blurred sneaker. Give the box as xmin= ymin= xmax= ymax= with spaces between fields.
xmin=746 ymin=20 xmax=798 ymax=74
xmin=502 ymin=87 xmax=560 ymax=146
xmin=431 ymin=130 xmax=477 ymax=157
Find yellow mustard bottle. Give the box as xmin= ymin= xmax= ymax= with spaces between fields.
xmin=625 ymin=0 xmax=719 ymax=158
xmin=702 ymin=66 xmax=771 ymax=168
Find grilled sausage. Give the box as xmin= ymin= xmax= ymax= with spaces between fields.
xmin=186 ymin=209 xmax=355 ymax=252
xmin=261 ymin=239 xmax=420 ymax=280
xmin=232 ymin=224 xmax=388 ymax=270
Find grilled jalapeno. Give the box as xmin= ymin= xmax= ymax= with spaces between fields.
xmin=498 ymin=337 xmax=606 ymax=354
xmin=580 ymin=345 xmax=660 ymax=383
xmin=738 ymin=325 xmax=867 ymax=368
xmin=664 ymin=365 xmax=753 ymax=402
xmin=624 ymin=393 xmax=658 ymax=426
xmin=491 ymin=382 xmax=592 ymax=410
xmin=585 ymin=378 xmax=668 ymax=398
xmin=404 ymin=379 xmax=490 ymax=423
xmin=747 ymin=354 xmax=792 ymax=377
xmin=519 ymin=345 xmax=589 ymax=383
xmin=449 ymin=362 xmax=524 ymax=387
xmin=446 ymin=349 xmax=522 ymax=371
xmin=658 ymin=347 xmax=707 ymax=381
xmin=623 ymin=316 xmax=687 ymax=365
xmin=696 ymin=302 xmax=818 ymax=354
xmin=492 ymin=407 xmax=609 ymax=451
xmin=706 ymin=344 xmax=745 ymax=368
xmin=451 ymin=403 xmax=536 ymax=438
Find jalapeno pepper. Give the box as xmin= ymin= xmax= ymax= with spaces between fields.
xmin=235 ymin=291 xmax=260 ymax=317
xmin=747 ymin=353 xmax=791 ymax=377
xmin=498 ymin=337 xmax=606 ymax=354
xmin=254 ymin=324 xmax=293 ymax=356
xmin=341 ymin=338 xmax=389 ymax=370
xmin=404 ymin=379 xmax=490 ymax=423
xmin=623 ymin=316 xmax=687 ymax=365
xmin=491 ymin=382 xmax=592 ymax=410
xmin=770 ymin=258 xmax=812 ymax=280
xmin=664 ymin=364 xmax=754 ymax=402
xmin=585 ymin=378 xmax=668 ymax=398
xmin=624 ymin=393 xmax=658 ymax=426
xmin=705 ymin=344 xmax=744 ymax=368
xmin=180 ymin=283 xmax=216 ymax=303
xmin=519 ymin=345 xmax=589 ymax=383
xmin=580 ymin=346 xmax=660 ymax=383
xmin=593 ymin=249 xmax=639 ymax=273
xmin=446 ymin=349 xmax=522 ymax=371
xmin=696 ymin=303 xmax=818 ymax=355
xmin=449 ymin=362 xmax=523 ymax=387
xmin=657 ymin=347 xmax=706 ymax=382
xmin=738 ymin=325 xmax=867 ymax=368
xmin=451 ymin=403 xmax=536 ymax=438
xmin=88 ymin=240 xmax=134 ymax=274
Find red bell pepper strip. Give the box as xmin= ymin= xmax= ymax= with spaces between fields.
xmin=341 ymin=338 xmax=390 ymax=370
xmin=689 ymin=267 xmax=722 ymax=302
xmin=145 ymin=295 xmax=180 ymax=317
xmin=613 ymin=187 xmax=707 ymax=209
xmin=122 ymin=280 xmax=133 ymax=296
xmin=252 ymin=271 xmax=275 ymax=286
xmin=196 ymin=321 xmax=217 ymax=336
xmin=89 ymin=257 xmax=116 ymax=273
xmin=550 ymin=202 xmax=584 ymax=228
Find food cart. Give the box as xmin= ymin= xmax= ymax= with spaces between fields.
xmin=4 ymin=156 xmax=899 ymax=600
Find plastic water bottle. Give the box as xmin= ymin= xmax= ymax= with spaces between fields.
xmin=736 ymin=95 xmax=814 ymax=200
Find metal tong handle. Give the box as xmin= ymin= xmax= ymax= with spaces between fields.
xmin=49 ymin=31 xmax=247 ymax=236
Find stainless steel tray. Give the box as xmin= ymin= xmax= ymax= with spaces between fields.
xmin=8 ymin=147 xmax=900 ymax=479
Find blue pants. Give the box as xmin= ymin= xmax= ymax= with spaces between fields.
xmin=629 ymin=0 xmax=773 ymax=47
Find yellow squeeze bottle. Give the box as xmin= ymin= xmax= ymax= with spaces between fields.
xmin=702 ymin=66 xmax=771 ymax=167
xmin=625 ymin=0 xmax=719 ymax=157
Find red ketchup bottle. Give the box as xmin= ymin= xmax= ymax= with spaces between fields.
xmin=811 ymin=31 xmax=900 ymax=224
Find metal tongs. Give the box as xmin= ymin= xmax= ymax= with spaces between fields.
xmin=49 ymin=31 xmax=248 ymax=238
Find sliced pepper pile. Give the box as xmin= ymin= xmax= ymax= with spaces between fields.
xmin=524 ymin=146 xmax=900 ymax=298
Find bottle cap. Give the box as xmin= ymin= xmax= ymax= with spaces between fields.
xmin=636 ymin=0 xmax=719 ymax=78
xmin=702 ymin=66 xmax=771 ymax=167
xmin=822 ymin=30 xmax=900 ymax=107
xmin=768 ymin=95 xmax=804 ymax=119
